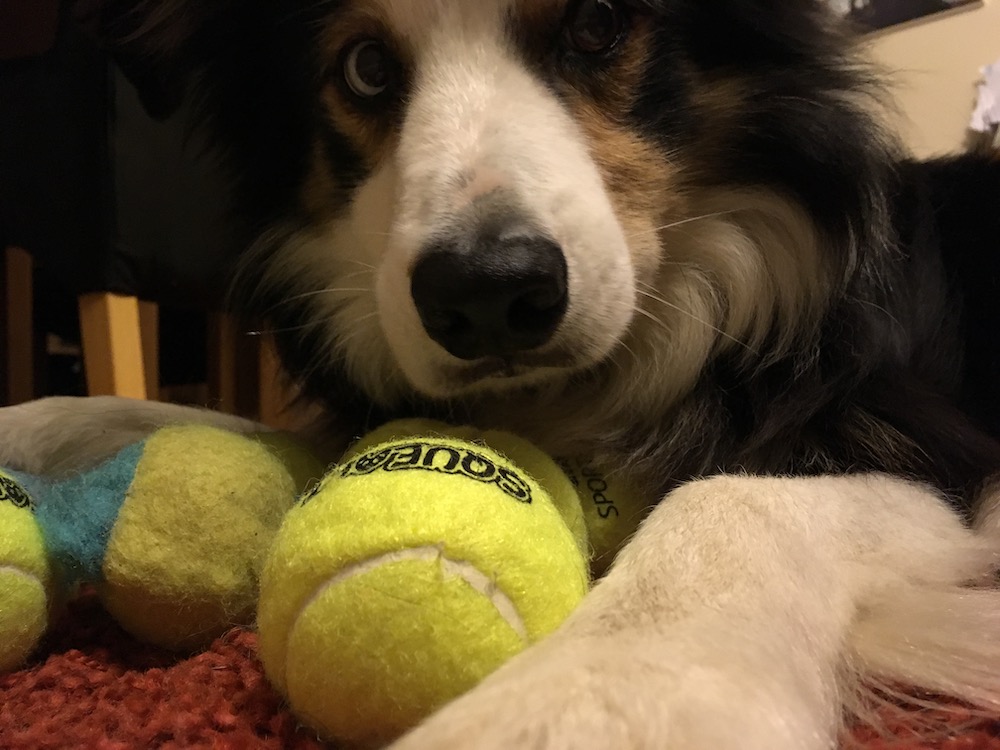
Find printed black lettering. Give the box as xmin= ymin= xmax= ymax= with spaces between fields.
xmin=462 ymin=452 xmax=497 ymax=480
xmin=587 ymin=477 xmax=609 ymax=495
xmin=422 ymin=445 xmax=462 ymax=472
xmin=387 ymin=443 xmax=425 ymax=471
xmin=0 ymin=475 xmax=33 ymax=510
xmin=340 ymin=440 xmax=535 ymax=503
xmin=495 ymin=467 xmax=533 ymax=503
xmin=349 ymin=447 xmax=394 ymax=475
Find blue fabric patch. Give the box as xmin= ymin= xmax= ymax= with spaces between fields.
xmin=32 ymin=441 xmax=146 ymax=583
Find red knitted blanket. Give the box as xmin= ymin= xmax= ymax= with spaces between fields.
xmin=2 ymin=593 xmax=999 ymax=750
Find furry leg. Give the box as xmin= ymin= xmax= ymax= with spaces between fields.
xmin=391 ymin=474 xmax=1000 ymax=750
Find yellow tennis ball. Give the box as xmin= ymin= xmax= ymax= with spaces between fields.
xmin=557 ymin=458 xmax=652 ymax=575
xmin=0 ymin=471 xmax=52 ymax=672
xmin=349 ymin=421 xmax=651 ymax=574
xmin=258 ymin=435 xmax=589 ymax=747
xmin=98 ymin=425 xmax=322 ymax=651
xmin=344 ymin=418 xmax=447 ymax=458
xmin=345 ymin=419 xmax=589 ymax=553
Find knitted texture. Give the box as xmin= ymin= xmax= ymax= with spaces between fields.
xmin=0 ymin=592 xmax=324 ymax=750
xmin=1 ymin=590 xmax=998 ymax=749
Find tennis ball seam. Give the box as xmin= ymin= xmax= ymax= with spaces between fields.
xmin=0 ymin=565 xmax=41 ymax=584
xmin=284 ymin=545 xmax=530 ymax=688
xmin=301 ymin=546 xmax=527 ymax=639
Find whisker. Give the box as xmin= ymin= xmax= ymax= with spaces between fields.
xmin=331 ymin=314 xmax=382 ymax=350
xmin=635 ymin=288 xmax=758 ymax=355
xmin=633 ymin=306 xmax=672 ymax=334
xmin=255 ymin=286 xmax=373 ymax=319
xmin=626 ymin=208 xmax=748 ymax=241
xmin=341 ymin=259 xmax=378 ymax=270
xmin=283 ymin=288 xmax=372 ymax=304
xmin=616 ymin=339 xmax=637 ymax=361
xmin=245 ymin=307 xmax=380 ymax=339
xmin=245 ymin=317 xmax=334 ymax=337
xmin=607 ymin=340 xmax=637 ymax=376
xmin=850 ymin=297 xmax=903 ymax=332
xmin=340 ymin=269 xmax=377 ymax=282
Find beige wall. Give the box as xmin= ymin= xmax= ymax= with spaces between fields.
xmin=865 ymin=0 xmax=1000 ymax=157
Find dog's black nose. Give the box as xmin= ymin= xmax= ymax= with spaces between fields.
xmin=411 ymin=229 xmax=568 ymax=360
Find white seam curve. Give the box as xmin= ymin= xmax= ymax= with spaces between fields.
xmin=296 ymin=545 xmax=529 ymax=646
xmin=0 ymin=565 xmax=41 ymax=584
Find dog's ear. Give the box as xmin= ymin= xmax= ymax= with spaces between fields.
xmin=73 ymin=0 xmax=238 ymax=119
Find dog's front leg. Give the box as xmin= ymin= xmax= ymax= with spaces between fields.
xmin=391 ymin=474 xmax=996 ymax=750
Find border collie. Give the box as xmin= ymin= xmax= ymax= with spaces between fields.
xmin=4 ymin=1 xmax=1000 ymax=747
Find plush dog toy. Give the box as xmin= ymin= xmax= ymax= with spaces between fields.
xmin=0 ymin=419 xmax=647 ymax=745
xmin=0 ymin=424 xmax=324 ymax=668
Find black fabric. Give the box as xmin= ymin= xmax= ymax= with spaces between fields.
xmin=0 ymin=0 xmax=59 ymax=60
xmin=0 ymin=6 xmax=243 ymax=309
xmin=0 ymin=9 xmax=114 ymax=295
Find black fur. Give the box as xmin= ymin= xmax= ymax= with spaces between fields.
xmin=103 ymin=0 xmax=1000 ymax=509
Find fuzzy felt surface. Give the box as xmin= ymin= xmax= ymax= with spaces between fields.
xmin=283 ymin=556 xmax=526 ymax=746
xmin=0 ymin=486 xmax=51 ymax=672
xmin=98 ymin=426 xmax=303 ymax=651
xmin=259 ymin=436 xmax=589 ymax=693
xmin=257 ymin=436 xmax=590 ymax=745
xmin=33 ymin=441 xmax=145 ymax=583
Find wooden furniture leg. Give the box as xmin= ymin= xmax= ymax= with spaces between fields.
xmin=208 ymin=312 xmax=241 ymax=415
xmin=207 ymin=316 xmax=299 ymax=426
xmin=208 ymin=311 xmax=264 ymax=416
xmin=138 ymin=301 xmax=159 ymax=401
xmin=78 ymin=292 xmax=148 ymax=399
xmin=259 ymin=333 xmax=293 ymax=429
xmin=2 ymin=247 xmax=35 ymax=405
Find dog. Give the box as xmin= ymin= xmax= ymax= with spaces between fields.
xmin=4 ymin=0 xmax=1000 ymax=747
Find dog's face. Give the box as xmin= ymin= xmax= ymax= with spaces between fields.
xmin=166 ymin=0 xmax=889 ymax=431
xmin=290 ymin=1 xmax=635 ymax=402
xmin=297 ymin=0 xmax=676 ymax=403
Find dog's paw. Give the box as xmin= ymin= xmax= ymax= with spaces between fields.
xmin=389 ymin=629 xmax=836 ymax=750
xmin=388 ymin=636 xmax=643 ymax=750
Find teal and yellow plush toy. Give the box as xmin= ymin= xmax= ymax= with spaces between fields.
xmin=0 ymin=424 xmax=323 ymax=668
xmin=0 ymin=473 xmax=53 ymax=672
xmin=0 ymin=418 xmax=647 ymax=747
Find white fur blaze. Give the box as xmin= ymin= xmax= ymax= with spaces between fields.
xmin=370 ymin=3 xmax=635 ymax=397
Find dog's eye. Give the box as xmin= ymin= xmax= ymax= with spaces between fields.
xmin=566 ymin=0 xmax=627 ymax=54
xmin=343 ymin=39 xmax=394 ymax=99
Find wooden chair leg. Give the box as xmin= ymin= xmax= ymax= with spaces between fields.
xmin=78 ymin=292 xmax=148 ymax=399
xmin=208 ymin=312 xmax=263 ymax=416
xmin=259 ymin=333 xmax=293 ymax=429
xmin=208 ymin=312 xmax=240 ymax=415
xmin=208 ymin=316 xmax=299 ymax=426
xmin=3 ymin=247 xmax=35 ymax=405
xmin=138 ymin=301 xmax=160 ymax=401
